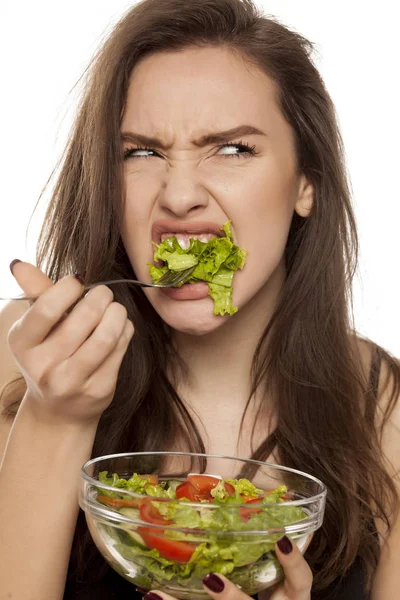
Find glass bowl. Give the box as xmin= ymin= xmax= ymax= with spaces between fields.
xmin=79 ymin=452 xmax=326 ymax=599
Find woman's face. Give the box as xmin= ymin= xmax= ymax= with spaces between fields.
xmin=120 ymin=46 xmax=313 ymax=335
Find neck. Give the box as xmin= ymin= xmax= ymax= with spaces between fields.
xmin=172 ymin=263 xmax=285 ymax=409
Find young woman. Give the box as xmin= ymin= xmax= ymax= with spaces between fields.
xmin=0 ymin=1 xmax=399 ymax=599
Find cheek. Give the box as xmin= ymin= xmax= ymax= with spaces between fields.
xmin=236 ymin=214 xmax=292 ymax=288
xmin=239 ymin=188 xmax=295 ymax=263
xmin=229 ymin=194 xmax=296 ymax=304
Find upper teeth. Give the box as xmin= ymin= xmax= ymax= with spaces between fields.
xmin=161 ymin=232 xmax=216 ymax=250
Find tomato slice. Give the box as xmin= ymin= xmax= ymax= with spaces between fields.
xmin=188 ymin=474 xmax=221 ymax=493
xmin=176 ymin=481 xmax=201 ymax=501
xmin=186 ymin=474 xmax=235 ymax=500
xmin=239 ymin=497 xmax=263 ymax=522
xmin=224 ymin=481 xmax=235 ymax=496
xmin=139 ymin=499 xmax=173 ymax=525
xmin=138 ymin=527 xmax=197 ymax=562
xmin=264 ymin=489 xmax=291 ymax=501
xmin=97 ymin=495 xmax=140 ymax=508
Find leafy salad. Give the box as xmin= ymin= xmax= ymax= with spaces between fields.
xmin=96 ymin=472 xmax=306 ymax=587
xmin=148 ymin=221 xmax=247 ymax=316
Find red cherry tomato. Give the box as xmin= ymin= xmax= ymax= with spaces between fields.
xmin=138 ymin=527 xmax=197 ymax=562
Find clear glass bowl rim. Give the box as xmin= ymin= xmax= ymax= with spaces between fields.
xmin=81 ymin=450 xmax=327 ymax=509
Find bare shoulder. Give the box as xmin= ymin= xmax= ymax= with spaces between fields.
xmin=353 ymin=335 xmax=400 ymax=420
xmin=352 ymin=334 xmax=400 ymax=447
xmin=0 ymin=300 xmax=30 ymax=458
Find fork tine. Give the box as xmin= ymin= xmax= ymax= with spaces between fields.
xmin=157 ymin=266 xmax=196 ymax=286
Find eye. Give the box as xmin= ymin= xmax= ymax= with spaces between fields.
xmin=217 ymin=141 xmax=258 ymax=159
xmin=123 ymin=146 xmax=158 ymax=160
xmin=123 ymin=140 xmax=258 ymax=160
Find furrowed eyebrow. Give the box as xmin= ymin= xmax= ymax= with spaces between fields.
xmin=120 ymin=125 xmax=266 ymax=150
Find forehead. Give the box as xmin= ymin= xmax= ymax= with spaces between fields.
xmin=121 ymin=46 xmax=283 ymax=140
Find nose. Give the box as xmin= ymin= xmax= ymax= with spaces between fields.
xmin=158 ymin=164 xmax=209 ymax=218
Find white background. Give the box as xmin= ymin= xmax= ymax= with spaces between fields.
xmin=0 ymin=1 xmax=399 ymax=356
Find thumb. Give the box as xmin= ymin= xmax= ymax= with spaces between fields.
xmin=10 ymin=259 xmax=55 ymax=301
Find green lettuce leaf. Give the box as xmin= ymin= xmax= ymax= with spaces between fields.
xmin=97 ymin=471 xmax=160 ymax=500
xmin=208 ymin=282 xmax=237 ymax=316
xmin=148 ymin=220 xmax=247 ymax=316
xmin=144 ymin=484 xmax=176 ymax=499
xmin=113 ymin=542 xmax=177 ymax=581
xmin=151 ymin=501 xmax=202 ymax=528
xmin=226 ymin=479 xmax=264 ymax=497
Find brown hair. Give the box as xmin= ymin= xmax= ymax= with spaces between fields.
xmin=2 ymin=0 xmax=399 ymax=595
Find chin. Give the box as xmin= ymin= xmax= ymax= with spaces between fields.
xmin=144 ymin=290 xmax=233 ymax=336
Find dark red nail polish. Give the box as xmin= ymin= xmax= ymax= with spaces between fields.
xmin=136 ymin=586 xmax=149 ymax=594
xmin=203 ymin=573 xmax=225 ymax=593
xmin=9 ymin=259 xmax=22 ymax=274
xmin=277 ymin=535 xmax=293 ymax=554
xmin=144 ymin=593 xmax=163 ymax=600
xmin=73 ymin=273 xmax=84 ymax=284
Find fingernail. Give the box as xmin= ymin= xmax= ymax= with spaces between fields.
xmin=73 ymin=273 xmax=85 ymax=284
xmin=136 ymin=587 xmax=150 ymax=594
xmin=203 ymin=573 xmax=225 ymax=593
xmin=144 ymin=593 xmax=163 ymax=600
xmin=9 ymin=259 xmax=22 ymax=275
xmin=277 ymin=535 xmax=293 ymax=554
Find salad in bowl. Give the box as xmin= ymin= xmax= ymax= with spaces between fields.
xmin=79 ymin=452 xmax=326 ymax=599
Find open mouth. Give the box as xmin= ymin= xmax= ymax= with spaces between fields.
xmin=153 ymin=232 xmax=218 ymax=268
xmin=148 ymin=220 xmax=247 ymax=316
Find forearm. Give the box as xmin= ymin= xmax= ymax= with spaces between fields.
xmin=0 ymin=399 xmax=98 ymax=600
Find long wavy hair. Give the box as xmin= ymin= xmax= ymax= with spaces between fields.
xmin=2 ymin=0 xmax=399 ymax=595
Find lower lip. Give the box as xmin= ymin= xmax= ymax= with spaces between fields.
xmin=160 ymin=282 xmax=210 ymax=301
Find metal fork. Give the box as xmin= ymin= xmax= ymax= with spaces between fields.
xmin=0 ymin=266 xmax=196 ymax=302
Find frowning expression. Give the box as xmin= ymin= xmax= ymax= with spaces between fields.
xmin=120 ymin=46 xmax=313 ymax=335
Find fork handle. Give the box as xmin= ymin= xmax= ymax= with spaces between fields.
xmin=0 ymin=279 xmax=164 ymax=302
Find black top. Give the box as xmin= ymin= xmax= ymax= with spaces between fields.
xmin=64 ymin=348 xmax=382 ymax=600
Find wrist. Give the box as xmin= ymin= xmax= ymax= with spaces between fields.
xmin=2 ymin=396 xmax=99 ymax=478
xmin=17 ymin=392 xmax=102 ymax=435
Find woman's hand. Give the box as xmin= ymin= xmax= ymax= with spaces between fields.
xmin=140 ymin=537 xmax=313 ymax=600
xmin=7 ymin=260 xmax=134 ymax=426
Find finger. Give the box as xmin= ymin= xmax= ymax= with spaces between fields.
xmin=63 ymin=303 xmax=132 ymax=382
xmin=8 ymin=274 xmax=85 ymax=350
xmin=141 ymin=572 xmax=251 ymax=600
xmin=10 ymin=260 xmax=55 ymax=299
xmin=142 ymin=591 xmax=177 ymax=600
xmin=202 ymin=573 xmax=250 ymax=600
xmin=39 ymin=285 xmax=114 ymax=361
xmin=274 ymin=536 xmax=313 ymax=599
